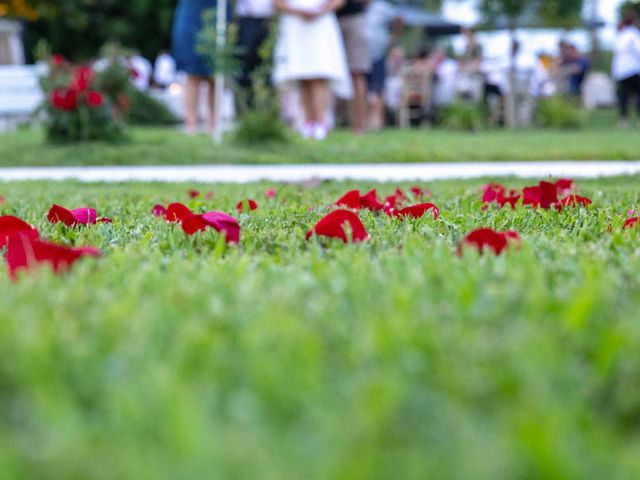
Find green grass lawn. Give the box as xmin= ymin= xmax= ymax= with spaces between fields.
xmin=1 ymin=110 xmax=638 ymax=166
xmin=1 ymin=177 xmax=640 ymax=478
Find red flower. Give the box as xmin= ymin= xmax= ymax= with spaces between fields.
xmin=5 ymin=235 xmax=100 ymax=280
xmin=86 ymin=91 xmax=104 ymax=108
xmin=47 ymin=205 xmax=110 ymax=226
xmin=306 ymin=210 xmax=368 ymax=243
xmin=459 ymin=228 xmax=521 ymax=256
xmin=70 ymin=66 xmax=93 ymax=92
xmin=0 ymin=215 xmax=38 ymax=248
xmin=392 ymin=203 xmax=439 ymax=220
xmin=557 ymin=195 xmax=592 ymax=210
xmin=188 ymin=190 xmax=200 ymax=199
xmin=181 ymin=211 xmax=240 ymax=244
xmin=335 ymin=189 xmax=384 ymax=211
xmin=50 ymin=88 xmax=78 ymax=111
xmin=51 ymin=54 xmax=65 ymax=67
xmin=236 ymin=199 xmax=258 ymax=212
xmin=266 ymin=188 xmax=277 ymax=199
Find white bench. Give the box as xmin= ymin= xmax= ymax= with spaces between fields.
xmin=0 ymin=64 xmax=46 ymax=131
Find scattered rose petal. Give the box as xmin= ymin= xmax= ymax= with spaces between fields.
xmin=624 ymin=217 xmax=639 ymax=229
xmin=47 ymin=205 xmax=98 ymax=226
xmin=6 ymin=234 xmax=100 ymax=280
xmin=152 ymin=204 xmax=167 ymax=217
xmin=482 ymin=183 xmax=520 ymax=209
xmin=181 ymin=211 xmax=240 ymax=244
xmin=522 ymin=181 xmax=558 ymax=209
xmin=558 ymin=195 xmax=592 ymax=210
xmin=335 ymin=190 xmax=362 ymax=210
xmin=0 ymin=216 xmax=39 ymax=248
xmin=266 ymin=188 xmax=277 ymax=198
xmin=410 ymin=186 xmax=430 ymax=199
xmin=555 ymin=179 xmax=574 ymax=196
xmin=459 ymin=228 xmax=521 ymax=256
xmin=360 ymin=189 xmax=385 ymax=211
xmin=306 ymin=210 xmax=368 ymax=243
xmin=236 ymin=199 xmax=258 ymax=212
xmin=393 ymin=203 xmax=439 ymax=220
xmin=0 ymin=196 xmax=4 ymax=205
xmin=166 ymin=203 xmax=194 ymax=223
xmin=188 ymin=190 xmax=200 ymax=199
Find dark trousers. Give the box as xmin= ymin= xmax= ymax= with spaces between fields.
xmin=236 ymin=16 xmax=271 ymax=107
xmin=618 ymin=74 xmax=640 ymax=119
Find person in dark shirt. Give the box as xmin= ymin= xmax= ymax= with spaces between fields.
xmin=564 ymin=44 xmax=590 ymax=97
xmin=337 ymin=0 xmax=370 ymax=132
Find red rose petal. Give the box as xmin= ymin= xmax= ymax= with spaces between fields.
xmin=152 ymin=204 xmax=167 ymax=217
xmin=360 ymin=189 xmax=385 ymax=211
xmin=306 ymin=209 xmax=368 ymax=243
xmin=624 ymin=217 xmax=639 ymax=230
xmin=393 ymin=203 xmax=439 ymax=220
xmin=236 ymin=199 xmax=258 ymax=212
xmin=558 ymin=195 xmax=592 ymax=209
xmin=266 ymin=188 xmax=277 ymax=199
xmin=459 ymin=228 xmax=520 ymax=256
xmin=6 ymin=235 xmax=100 ymax=280
xmin=188 ymin=190 xmax=200 ymax=199
xmin=181 ymin=211 xmax=240 ymax=244
xmin=166 ymin=203 xmax=193 ymax=223
xmin=335 ymin=190 xmax=362 ymax=209
xmin=0 ymin=215 xmax=39 ymax=248
xmin=47 ymin=205 xmax=97 ymax=226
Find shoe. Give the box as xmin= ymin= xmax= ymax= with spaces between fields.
xmin=312 ymin=123 xmax=328 ymax=141
xmin=299 ymin=123 xmax=313 ymax=139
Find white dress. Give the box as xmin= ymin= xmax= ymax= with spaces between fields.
xmin=273 ymin=0 xmax=353 ymax=99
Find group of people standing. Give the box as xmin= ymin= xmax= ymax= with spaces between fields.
xmin=172 ymin=0 xmax=371 ymax=138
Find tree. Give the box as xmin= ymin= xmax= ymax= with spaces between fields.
xmin=22 ymin=0 xmax=177 ymax=62
xmin=478 ymin=0 xmax=584 ymax=128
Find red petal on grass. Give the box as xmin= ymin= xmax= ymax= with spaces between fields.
xmin=305 ymin=209 xmax=368 ymax=243
xmin=152 ymin=204 xmax=167 ymax=217
xmin=188 ymin=190 xmax=200 ymax=199
xmin=335 ymin=190 xmax=362 ymax=209
xmin=0 ymin=216 xmax=38 ymax=248
xmin=6 ymin=235 xmax=100 ymax=280
xmin=624 ymin=217 xmax=639 ymax=229
xmin=266 ymin=188 xmax=277 ymax=198
xmin=47 ymin=205 xmax=97 ymax=226
xmin=360 ymin=189 xmax=385 ymax=211
xmin=181 ymin=211 xmax=240 ymax=244
xmin=0 ymin=196 xmax=4 ymax=205
xmin=394 ymin=203 xmax=439 ymax=220
xmin=555 ymin=178 xmax=574 ymax=195
xmin=166 ymin=203 xmax=193 ymax=223
xmin=236 ymin=199 xmax=258 ymax=212
xmin=539 ymin=181 xmax=559 ymax=209
xmin=410 ymin=186 xmax=430 ymax=198
xmin=482 ymin=183 xmax=505 ymax=203
xmin=459 ymin=228 xmax=520 ymax=256
xmin=98 ymin=218 xmax=113 ymax=224
xmin=558 ymin=195 xmax=592 ymax=209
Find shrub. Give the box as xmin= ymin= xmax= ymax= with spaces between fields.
xmin=535 ymin=96 xmax=584 ymax=129
xmin=439 ymin=101 xmax=486 ymax=132
xmin=233 ymin=108 xmax=288 ymax=145
xmin=40 ymin=55 xmax=127 ymax=143
xmin=127 ymin=89 xmax=179 ymax=126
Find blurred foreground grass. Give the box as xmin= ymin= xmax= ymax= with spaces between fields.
xmin=1 ymin=177 xmax=640 ymax=478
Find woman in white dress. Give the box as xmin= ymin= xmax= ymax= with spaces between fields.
xmin=273 ymin=0 xmax=352 ymax=140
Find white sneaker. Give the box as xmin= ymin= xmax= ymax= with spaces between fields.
xmin=299 ymin=123 xmax=314 ymax=139
xmin=312 ymin=123 xmax=328 ymax=141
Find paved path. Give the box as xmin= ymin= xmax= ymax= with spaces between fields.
xmin=1 ymin=161 xmax=640 ymax=183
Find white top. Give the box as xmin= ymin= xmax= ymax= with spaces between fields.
xmin=235 ymin=0 xmax=274 ymax=17
xmin=612 ymin=26 xmax=640 ymax=81
xmin=153 ymin=53 xmax=176 ymax=86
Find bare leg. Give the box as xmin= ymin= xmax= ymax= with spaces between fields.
xmin=184 ymin=75 xmax=203 ymax=134
xmin=299 ymin=80 xmax=314 ymax=125
xmin=350 ymin=72 xmax=368 ymax=132
xmin=206 ymin=77 xmax=216 ymax=133
xmin=310 ymin=79 xmax=329 ymax=125
xmin=369 ymin=93 xmax=384 ymax=130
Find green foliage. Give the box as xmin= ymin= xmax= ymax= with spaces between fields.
xmin=1 ymin=177 xmax=640 ymax=477
xmin=127 ymin=89 xmax=180 ymax=127
xmin=23 ymin=0 xmax=177 ymax=62
xmin=233 ymin=108 xmax=289 ymax=144
xmin=620 ymin=1 xmax=640 ymax=20
xmin=479 ymin=0 xmax=584 ymax=28
xmin=535 ymin=96 xmax=584 ymax=129
xmin=439 ymin=101 xmax=487 ymax=132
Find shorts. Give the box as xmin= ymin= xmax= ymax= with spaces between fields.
xmin=367 ymin=57 xmax=386 ymax=94
xmin=338 ymin=13 xmax=371 ymax=74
